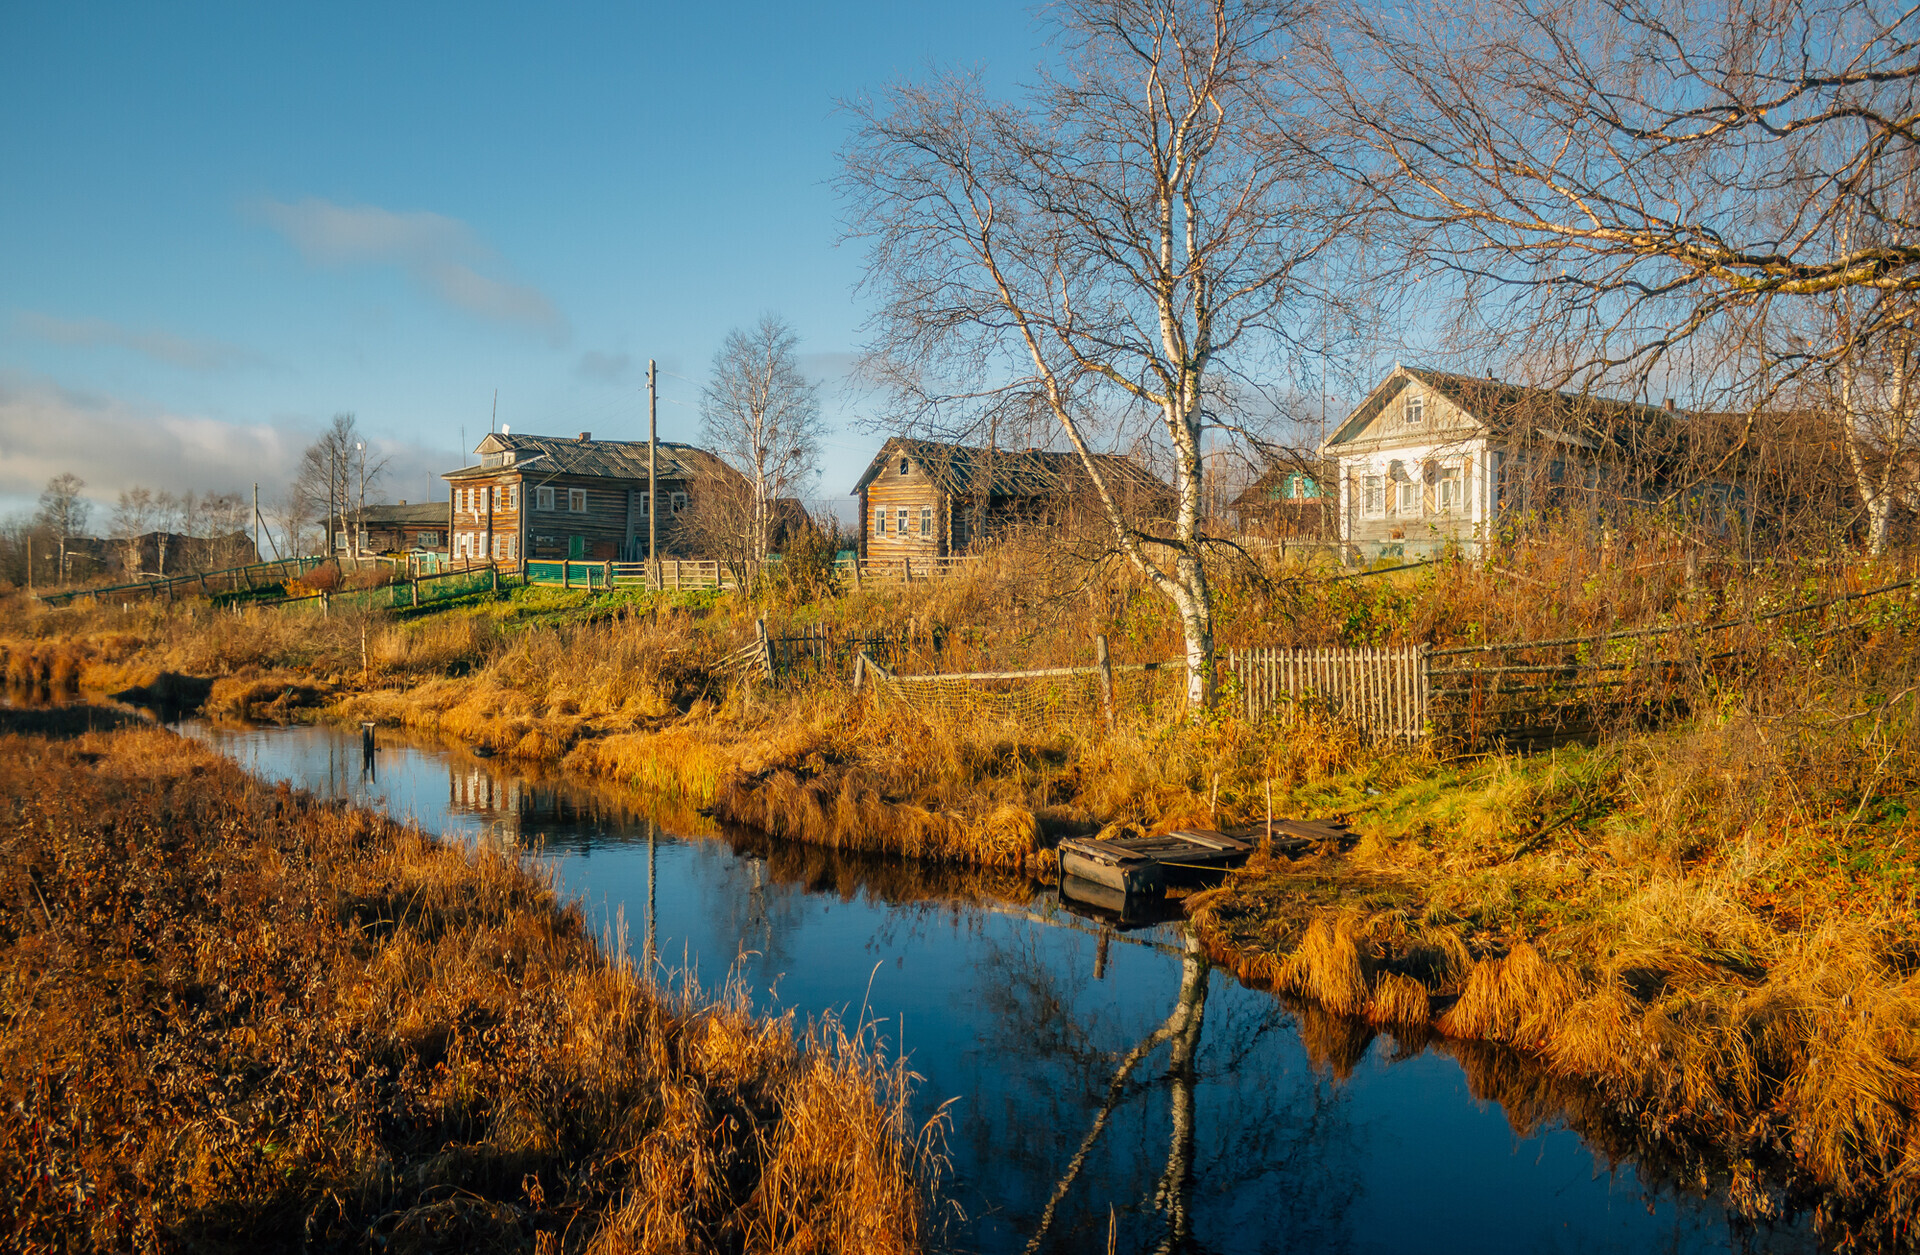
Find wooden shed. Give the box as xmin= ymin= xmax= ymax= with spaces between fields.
xmin=851 ymin=437 xmax=1174 ymax=561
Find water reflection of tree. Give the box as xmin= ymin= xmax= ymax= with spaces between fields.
xmin=976 ymin=926 xmax=1361 ymax=1254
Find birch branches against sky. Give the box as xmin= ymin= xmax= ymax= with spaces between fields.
xmin=842 ymin=0 xmax=1365 ymax=707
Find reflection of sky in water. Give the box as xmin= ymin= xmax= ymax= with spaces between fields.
xmin=185 ymin=721 xmax=1821 ymax=1255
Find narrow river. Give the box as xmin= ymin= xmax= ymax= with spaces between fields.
xmin=183 ymin=719 xmax=1816 ymax=1255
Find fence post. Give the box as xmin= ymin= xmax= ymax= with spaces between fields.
xmin=1417 ymin=644 xmax=1430 ymax=737
xmin=604 ymin=561 xmax=612 ymax=590
xmin=562 ymin=561 xmax=571 ymax=590
xmin=491 ymin=566 xmax=499 ymax=594
xmin=1095 ymin=634 xmax=1116 ymax=732
xmin=412 ymin=579 xmax=420 ymax=609
xmin=755 ymin=618 xmax=773 ymax=681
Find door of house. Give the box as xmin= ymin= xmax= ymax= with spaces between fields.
xmin=568 ymin=535 xmax=585 ymax=560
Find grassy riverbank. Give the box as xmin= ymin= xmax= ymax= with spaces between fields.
xmin=7 ymin=528 xmax=1920 ymax=1237
xmin=0 ymin=712 xmax=939 ymax=1254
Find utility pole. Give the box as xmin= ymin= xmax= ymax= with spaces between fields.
xmin=648 ymin=359 xmax=659 ymax=590
xmin=252 ymin=483 xmax=260 ymax=563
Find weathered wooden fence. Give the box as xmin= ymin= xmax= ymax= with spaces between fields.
xmin=524 ymin=559 xmax=741 ymax=592
xmin=40 ymin=555 xmax=331 ymax=607
xmin=833 ymin=555 xmax=982 ymax=585
xmin=1221 ymin=645 xmax=1429 ymax=740
xmin=720 ymin=620 xmax=918 ymax=685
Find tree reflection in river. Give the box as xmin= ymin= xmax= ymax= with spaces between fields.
xmin=977 ymin=924 xmax=1361 ymax=1254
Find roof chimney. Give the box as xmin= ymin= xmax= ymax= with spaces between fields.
xmin=578 ymin=431 xmax=591 ymax=442
xmin=1662 ymin=398 xmax=1676 ymax=412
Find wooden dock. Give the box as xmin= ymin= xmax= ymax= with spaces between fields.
xmin=1056 ymin=818 xmax=1354 ymax=902
xmin=1057 ymin=828 xmax=1256 ymax=897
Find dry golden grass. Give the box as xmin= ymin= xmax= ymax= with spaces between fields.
xmin=12 ymin=533 xmax=1920 ymax=1236
xmin=0 ymin=723 xmax=940 ymax=1254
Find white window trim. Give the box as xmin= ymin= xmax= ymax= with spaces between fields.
xmin=1361 ymin=474 xmax=1386 ymax=519
xmin=919 ymin=505 xmax=933 ymax=537
xmin=1435 ymin=464 xmax=1463 ymax=514
xmin=670 ymin=491 xmax=687 ymax=514
xmin=1404 ymin=395 xmax=1425 ymax=426
xmin=535 ymin=486 xmax=555 ymax=512
xmin=1396 ymin=478 xmax=1422 ymax=517
xmin=568 ymin=488 xmax=587 ymax=513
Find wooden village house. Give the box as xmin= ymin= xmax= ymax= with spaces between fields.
xmin=336 ymin=502 xmax=449 ymax=556
xmin=1319 ymin=366 xmax=1719 ymax=561
xmin=441 ymin=431 xmax=747 ymax=564
xmin=1228 ymin=456 xmax=1336 ymax=539
xmin=852 ymin=437 xmax=1175 ymax=561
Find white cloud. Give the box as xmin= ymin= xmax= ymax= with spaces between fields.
xmin=259 ymin=197 xmax=570 ymax=346
xmin=13 ymin=311 xmax=269 ymax=372
xmin=0 ymin=372 xmax=451 ymax=519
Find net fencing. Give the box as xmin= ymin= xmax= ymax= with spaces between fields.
xmin=864 ymin=657 xmax=1186 ymax=736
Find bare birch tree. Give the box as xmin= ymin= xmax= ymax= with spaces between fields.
xmin=34 ymin=473 xmax=89 ymax=583
xmin=699 ymin=315 xmax=822 ymax=568
xmin=111 ymin=488 xmax=156 ymax=577
xmin=842 ymin=0 xmax=1360 ymax=708
xmin=1312 ymin=0 xmax=1920 ymax=540
xmin=295 ymin=413 xmax=381 ymax=560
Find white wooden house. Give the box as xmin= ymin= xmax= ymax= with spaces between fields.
xmin=1319 ymin=366 xmax=1691 ymax=560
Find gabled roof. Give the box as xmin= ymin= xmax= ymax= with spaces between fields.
xmin=1322 ymin=366 xmax=1685 ymax=455
xmin=1230 ymin=458 xmax=1332 ymax=509
xmin=443 ymin=432 xmax=741 ymax=483
xmin=851 ymin=436 xmax=1173 ymax=502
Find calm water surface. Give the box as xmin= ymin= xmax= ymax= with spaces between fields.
xmin=183 ymin=720 xmax=1817 ymax=1255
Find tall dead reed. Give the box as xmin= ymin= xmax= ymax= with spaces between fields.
xmin=0 ymin=724 xmax=941 ymax=1254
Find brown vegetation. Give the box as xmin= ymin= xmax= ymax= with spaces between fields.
xmin=0 ymin=724 xmax=940 ymax=1254
xmin=7 ymin=515 xmax=1920 ymax=1236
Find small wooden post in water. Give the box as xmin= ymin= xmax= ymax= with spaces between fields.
xmin=360 ymin=722 xmax=376 ymax=774
xmin=1095 ymin=634 xmax=1116 ymax=732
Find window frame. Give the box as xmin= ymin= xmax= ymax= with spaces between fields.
xmin=567 ymin=488 xmax=588 ymax=513
xmin=535 ymin=486 xmax=555 ymax=512
xmin=1404 ymin=394 xmax=1425 ymax=427
xmin=875 ymin=509 xmax=887 ymax=536
xmin=1361 ymin=475 xmax=1386 ymax=518
xmin=920 ymin=505 xmax=933 ymax=537
xmin=670 ymin=491 xmax=688 ymax=515
xmin=1396 ymin=477 xmax=1422 ymax=517
xmin=896 ymin=506 xmax=908 ymax=535
xmin=1435 ymin=464 xmax=1463 ymax=514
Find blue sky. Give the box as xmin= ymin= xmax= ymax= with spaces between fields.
xmin=0 ymin=1 xmax=1046 ymax=523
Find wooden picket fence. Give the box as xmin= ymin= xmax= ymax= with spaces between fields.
xmin=1221 ymin=645 xmax=1429 ymax=740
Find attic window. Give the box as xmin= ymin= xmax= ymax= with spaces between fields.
xmin=899 ymin=458 xmax=910 ymax=475
xmin=1404 ymin=395 xmax=1425 ymax=426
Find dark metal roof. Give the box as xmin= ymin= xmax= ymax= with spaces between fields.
xmin=344 ymin=503 xmax=449 ymax=526
xmin=852 ymin=436 xmax=1173 ymax=502
xmin=444 ymin=432 xmax=741 ymax=483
